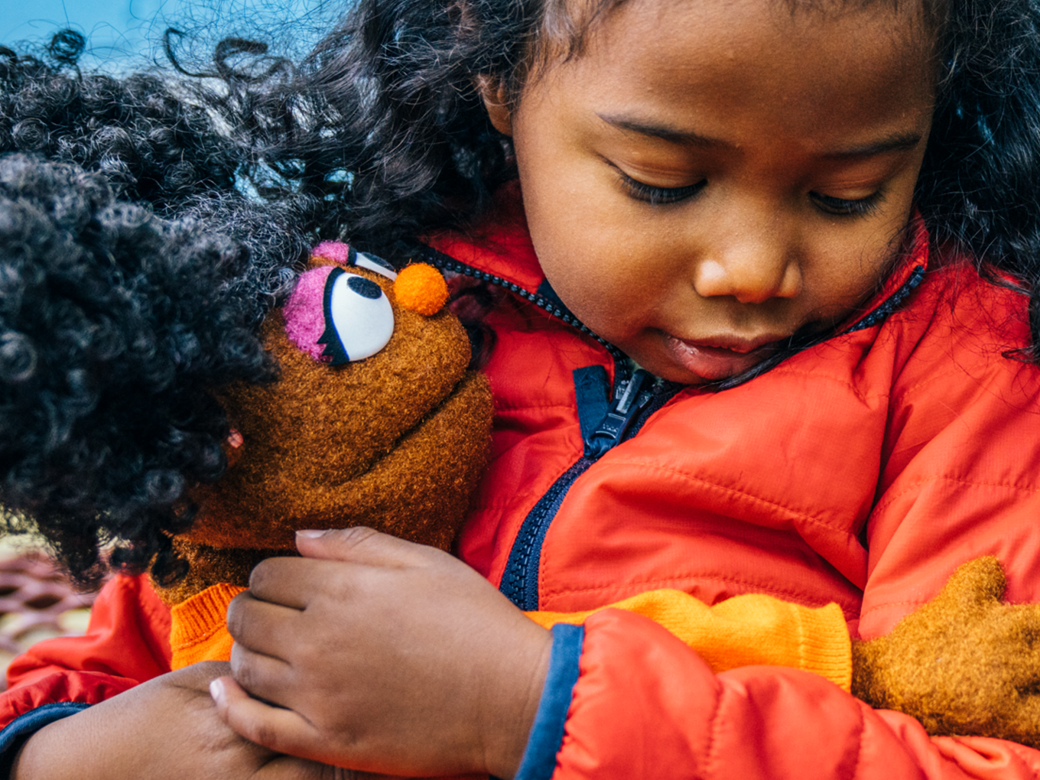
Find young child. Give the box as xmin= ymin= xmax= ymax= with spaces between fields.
xmin=5 ymin=0 xmax=1040 ymax=772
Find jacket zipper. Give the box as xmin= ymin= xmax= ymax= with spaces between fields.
xmin=420 ymin=248 xmax=629 ymax=365
xmin=500 ymin=371 xmax=679 ymax=609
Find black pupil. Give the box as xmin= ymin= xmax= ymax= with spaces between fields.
xmin=348 ymin=276 xmax=382 ymax=300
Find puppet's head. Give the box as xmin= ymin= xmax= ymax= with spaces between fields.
xmin=0 ymin=153 xmax=492 ymax=596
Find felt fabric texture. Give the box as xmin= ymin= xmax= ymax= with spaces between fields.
xmin=283 ymin=263 xmax=336 ymax=360
xmin=185 ymin=357 xmax=491 ymax=551
xmin=394 ymin=263 xmax=450 ymax=315
xmin=152 ymin=543 xmax=275 ymax=606
xmin=311 ymin=241 xmax=352 ymax=264
xmin=853 ymin=556 xmax=1040 ymax=748
xmin=183 ymin=264 xmax=491 ymax=551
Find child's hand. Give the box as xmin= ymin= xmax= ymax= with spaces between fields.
xmin=10 ymin=662 xmax=339 ymax=779
xmin=214 ymin=527 xmax=553 ymax=779
xmin=853 ymin=556 xmax=1040 ymax=746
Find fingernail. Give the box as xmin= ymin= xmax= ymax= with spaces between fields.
xmin=209 ymin=678 xmax=225 ymax=703
xmin=297 ymin=529 xmax=328 ymax=538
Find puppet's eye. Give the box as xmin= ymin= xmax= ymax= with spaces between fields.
xmin=318 ymin=269 xmax=394 ymax=364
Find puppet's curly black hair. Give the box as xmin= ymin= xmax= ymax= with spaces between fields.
xmin=0 ymin=153 xmax=311 ymax=587
xmin=0 ymin=31 xmax=248 ymax=217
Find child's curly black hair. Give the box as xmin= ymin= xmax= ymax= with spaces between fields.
xmin=3 ymin=0 xmax=1040 ymax=583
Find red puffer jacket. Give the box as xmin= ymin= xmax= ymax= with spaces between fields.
xmin=426 ymin=188 xmax=1040 ymax=778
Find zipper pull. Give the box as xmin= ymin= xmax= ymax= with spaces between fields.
xmin=585 ymin=368 xmax=653 ymax=459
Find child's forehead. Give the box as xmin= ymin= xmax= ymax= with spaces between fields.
xmin=528 ymin=0 xmax=934 ymax=71
xmin=521 ymin=0 xmax=936 ymax=123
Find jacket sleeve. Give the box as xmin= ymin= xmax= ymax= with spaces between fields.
xmin=0 ymin=574 xmax=172 ymax=768
xmin=517 ymin=614 xmax=1040 ymax=780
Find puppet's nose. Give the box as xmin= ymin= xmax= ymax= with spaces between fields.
xmin=393 ymin=263 xmax=449 ymax=315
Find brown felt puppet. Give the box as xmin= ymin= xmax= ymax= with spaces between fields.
xmin=156 ymin=241 xmax=495 ymax=666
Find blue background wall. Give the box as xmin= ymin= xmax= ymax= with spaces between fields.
xmin=1 ymin=0 xmax=334 ymax=67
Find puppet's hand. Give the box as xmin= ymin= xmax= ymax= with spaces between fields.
xmin=215 ymin=527 xmax=552 ymax=780
xmin=10 ymin=662 xmax=342 ymax=779
xmin=853 ymin=556 xmax=1040 ymax=747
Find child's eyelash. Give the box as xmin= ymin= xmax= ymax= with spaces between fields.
xmin=619 ymin=173 xmax=707 ymax=205
xmin=618 ymin=169 xmax=886 ymax=218
xmin=810 ymin=190 xmax=886 ymax=218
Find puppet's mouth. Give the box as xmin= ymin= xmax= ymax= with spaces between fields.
xmin=183 ymin=369 xmax=492 ymax=551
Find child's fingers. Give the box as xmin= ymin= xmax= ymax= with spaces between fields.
xmin=229 ymin=641 xmax=296 ymax=707
xmin=210 ymin=676 xmax=323 ymax=761
xmin=246 ymin=558 xmax=333 ymax=609
xmin=227 ymin=590 xmax=304 ymax=658
xmin=294 ymin=526 xmax=442 ymax=568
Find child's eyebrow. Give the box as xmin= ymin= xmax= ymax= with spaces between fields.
xmin=820 ymin=132 xmax=925 ymax=159
xmin=597 ymin=113 xmax=730 ymax=147
xmin=597 ymin=113 xmax=923 ymax=158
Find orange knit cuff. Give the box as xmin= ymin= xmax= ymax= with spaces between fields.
xmin=526 ymin=589 xmax=852 ymax=692
xmin=169 ymin=582 xmax=246 ymax=670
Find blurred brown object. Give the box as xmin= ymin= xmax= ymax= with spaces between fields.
xmin=0 ymin=548 xmax=96 ymax=690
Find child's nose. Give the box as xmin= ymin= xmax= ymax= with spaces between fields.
xmin=692 ymin=212 xmax=803 ymax=304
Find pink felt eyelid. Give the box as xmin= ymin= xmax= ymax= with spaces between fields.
xmin=311 ymin=241 xmax=352 ymax=264
xmin=283 ymin=265 xmax=336 ymax=361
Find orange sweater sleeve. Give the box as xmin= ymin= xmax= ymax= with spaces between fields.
xmin=168 ymin=583 xmax=245 ymax=670
xmin=169 ymin=583 xmax=851 ymax=692
xmin=526 ymin=589 xmax=852 ymax=692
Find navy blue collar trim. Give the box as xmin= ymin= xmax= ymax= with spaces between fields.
xmin=842 ymin=265 xmax=927 ymax=335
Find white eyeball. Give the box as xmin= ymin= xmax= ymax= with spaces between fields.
xmin=320 ymin=269 xmax=395 ymax=363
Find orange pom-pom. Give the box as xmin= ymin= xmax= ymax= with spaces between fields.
xmin=393 ymin=263 xmax=449 ymax=316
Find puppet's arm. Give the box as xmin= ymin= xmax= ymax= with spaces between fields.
xmin=852 ymin=556 xmax=1040 ymax=748
xmin=525 ymin=590 xmax=853 ymax=690
xmin=168 ymin=579 xmax=854 ymax=688
xmin=534 ymin=557 xmax=1040 ymax=748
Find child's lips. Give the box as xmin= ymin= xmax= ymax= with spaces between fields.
xmin=664 ymin=333 xmax=787 ymax=380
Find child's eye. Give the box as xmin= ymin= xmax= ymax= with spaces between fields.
xmin=619 ymin=172 xmax=707 ymax=206
xmin=810 ymin=190 xmax=885 ymax=218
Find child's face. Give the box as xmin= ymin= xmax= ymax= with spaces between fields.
xmin=485 ymin=0 xmax=935 ymax=384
